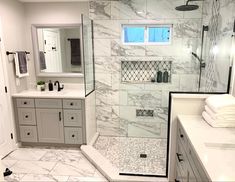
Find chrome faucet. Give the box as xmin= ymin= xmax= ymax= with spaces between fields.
xmin=54 ymin=81 xmax=64 ymax=92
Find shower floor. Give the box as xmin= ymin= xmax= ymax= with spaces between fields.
xmin=94 ymin=136 xmax=167 ymax=176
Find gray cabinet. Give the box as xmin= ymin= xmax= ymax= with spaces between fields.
xmin=15 ymin=97 xmax=85 ymax=145
xmin=176 ymin=121 xmax=209 ymax=182
xmin=36 ymin=108 xmax=64 ymax=143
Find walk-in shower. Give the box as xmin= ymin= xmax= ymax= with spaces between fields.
xmin=84 ymin=0 xmax=235 ymax=179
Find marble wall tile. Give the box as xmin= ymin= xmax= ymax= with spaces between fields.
xmin=94 ymin=39 xmax=111 ymax=57
xmin=111 ymin=39 xmax=146 ymax=57
xmin=179 ymin=74 xmax=199 ymax=91
xmin=183 ymin=1 xmax=203 ymax=19
xmin=95 ymin=57 xmax=114 ymax=74
xmin=95 ymin=73 xmax=112 ymax=90
xmin=96 ymin=89 xmax=112 ymax=106
xmin=89 ymin=1 xmax=111 ymax=20
xmin=111 ymin=0 xmax=147 ymax=20
xmin=128 ymin=121 xmax=161 ymax=138
xmin=173 ymin=19 xmax=202 ymax=38
xmin=145 ymin=38 xmax=183 ymax=57
xmin=127 ymin=90 xmax=162 ymax=108
xmin=93 ymin=20 xmax=126 ymax=39
xmin=146 ymin=0 xmax=184 ymax=19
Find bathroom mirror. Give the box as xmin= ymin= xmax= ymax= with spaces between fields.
xmin=32 ymin=25 xmax=83 ymax=77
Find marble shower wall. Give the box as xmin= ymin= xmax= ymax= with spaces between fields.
xmin=200 ymin=0 xmax=235 ymax=92
xmin=89 ymin=0 xmax=203 ymax=137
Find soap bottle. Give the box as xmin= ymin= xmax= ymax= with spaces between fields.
xmin=163 ymin=69 xmax=169 ymax=83
xmin=48 ymin=80 xmax=53 ymax=91
xmin=156 ymin=70 xmax=163 ymax=83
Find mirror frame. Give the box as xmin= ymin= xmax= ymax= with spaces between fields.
xmin=32 ymin=24 xmax=84 ymax=78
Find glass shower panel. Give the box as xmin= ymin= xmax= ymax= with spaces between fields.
xmin=82 ymin=14 xmax=95 ymax=96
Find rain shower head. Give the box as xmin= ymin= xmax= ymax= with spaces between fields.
xmin=175 ymin=0 xmax=202 ymax=11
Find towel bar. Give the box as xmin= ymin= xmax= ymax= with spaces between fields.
xmin=6 ymin=51 xmax=30 ymax=56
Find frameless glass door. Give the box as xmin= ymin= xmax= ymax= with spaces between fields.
xmin=81 ymin=14 xmax=95 ymax=96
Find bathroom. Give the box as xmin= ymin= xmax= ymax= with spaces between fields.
xmin=0 ymin=0 xmax=234 ymax=181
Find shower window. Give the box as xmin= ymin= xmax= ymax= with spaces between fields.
xmin=122 ymin=24 xmax=172 ymax=45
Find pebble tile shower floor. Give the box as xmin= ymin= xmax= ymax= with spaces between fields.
xmin=94 ymin=136 xmax=167 ymax=175
xmin=1 ymin=147 xmax=107 ymax=182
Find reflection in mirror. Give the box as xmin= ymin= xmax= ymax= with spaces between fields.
xmin=37 ymin=27 xmax=82 ymax=74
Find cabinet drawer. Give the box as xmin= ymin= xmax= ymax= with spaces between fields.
xmin=64 ymin=127 xmax=83 ymax=144
xmin=35 ymin=99 xmax=62 ymax=108
xmin=188 ymin=142 xmax=209 ymax=181
xmin=20 ymin=126 xmax=38 ymax=142
xmin=16 ymin=99 xmax=35 ymax=108
xmin=18 ymin=108 xmax=36 ymax=125
xmin=63 ymin=99 xmax=82 ymax=109
xmin=178 ymin=122 xmax=188 ymax=151
xmin=176 ymin=140 xmax=188 ymax=178
xmin=64 ymin=110 xmax=83 ymax=127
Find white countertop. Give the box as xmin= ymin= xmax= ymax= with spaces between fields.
xmin=178 ymin=115 xmax=235 ymax=182
xmin=12 ymin=89 xmax=85 ymax=99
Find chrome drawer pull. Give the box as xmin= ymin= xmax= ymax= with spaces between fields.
xmin=176 ymin=153 xmax=183 ymax=162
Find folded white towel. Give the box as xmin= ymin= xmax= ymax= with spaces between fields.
xmin=202 ymin=111 xmax=235 ymax=128
xmin=14 ymin=52 xmax=29 ymax=78
xmin=205 ymin=94 xmax=235 ymax=113
xmin=205 ymin=105 xmax=235 ymax=121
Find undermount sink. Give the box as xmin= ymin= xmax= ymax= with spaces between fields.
xmin=204 ymin=142 xmax=235 ymax=150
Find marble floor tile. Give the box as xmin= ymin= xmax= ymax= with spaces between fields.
xmin=1 ymin=160 xmax=17 ymax=169
xmin=10 ymin=161 xmax=56 ymax=175
xmin=50 ymin=159 xmax=96 ymax=177
xmin=2 ymin=147 xmax=107 ymax=182
xmin=20 ymin=174 xmax=69 ymax=182
xmin=39 ymin=149 xmax=83 ymax=163
xmin=4 ymin=173 xmax=26 ymax=182
xmin=4 ymin=148 xmax=47 ymax=161
xmin=67 ymin=176 xmax=108 ymax=182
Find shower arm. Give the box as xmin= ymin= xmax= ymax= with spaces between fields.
xmin=186 ymin=0 xmax=204 ymax=5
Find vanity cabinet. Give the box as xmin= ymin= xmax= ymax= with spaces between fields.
xmin=175 ymin=120 xmax=209 ymax=182
xmin=15 ymin=98 xmax=85 ymax=145
xmin=36 ymin=108 xmax=64 ymax=143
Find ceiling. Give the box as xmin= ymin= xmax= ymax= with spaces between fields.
xmin=18 ymin=0 xmax=88 ymax=2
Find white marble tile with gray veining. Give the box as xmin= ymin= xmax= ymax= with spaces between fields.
xmin=93 ymin=20 xmax=122 ymax=39
xmin=127 ymin=90 xmax=162 ymax=108
xmin=94 ymin=39 xmax=111 ymax=57
xmin=146 ymin=0 xmax=184 ymax=19
xmin=111 ymin=0 xmax=147 ymax=20
xmin=111 ymin=39 xmax=146 ymax=57
xmin=89 ymin=1 xmax=111 ymax=20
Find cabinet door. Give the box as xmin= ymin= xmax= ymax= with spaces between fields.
xmin=36 ymin=109 xmax=64 ymax=143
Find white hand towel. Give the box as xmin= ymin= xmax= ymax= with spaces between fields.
xmin=205 ymin=105 xmax=235 ymax=121
xmin=202 ymin=111 xmax=235 ymax=128
xmin=205 ymin=94 xmax=235 ymax=112
xmin=14 ymin=52 xmax=29 ymax=78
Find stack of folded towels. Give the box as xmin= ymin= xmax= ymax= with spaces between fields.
xmin=202 ymin=94 xmax=235 ymax=127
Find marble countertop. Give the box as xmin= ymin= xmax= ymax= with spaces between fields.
xmin=12 ymin=89 xmax=85 ymax=99
xmin=178 ymin=115 xmax=235 ymax=182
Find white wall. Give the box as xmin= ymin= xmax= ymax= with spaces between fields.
xmin=0 ymin=0 xmax=27 ymax=93
xmin=24 ymin=2 xmax=89 ymax=86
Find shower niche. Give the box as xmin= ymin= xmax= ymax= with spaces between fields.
xmin=121 ymin=60 xmax=172 ymax=83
